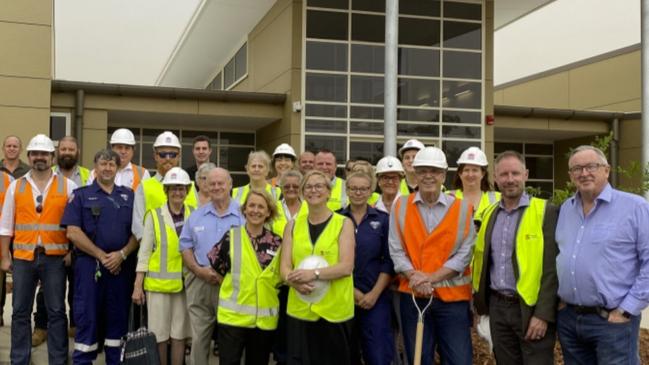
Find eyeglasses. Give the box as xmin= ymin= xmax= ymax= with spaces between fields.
xmin=348 ymin=186 xmax=370 ymax=194
xmin=282 ymin=184 xmax=300 ymax=191
xmin=568 ymin=163 xmax=606 ymax=175
xmin=304 ymin=183 xmax=327 ymax=192
xmin=36 ymin=195 xmax=43 ymax=214
xmin=157 ymin=151 xmax=178 ymax=159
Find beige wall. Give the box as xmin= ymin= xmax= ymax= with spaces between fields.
xmin=0 ymin=0 xmax=53 ymax=159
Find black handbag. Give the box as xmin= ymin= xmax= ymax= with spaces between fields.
xmin=120 ymin=304 xmax=161 ymax=365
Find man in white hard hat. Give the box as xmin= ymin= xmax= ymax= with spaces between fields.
xmin=0 ymin=134 xmax=77 ymax=364
xmin=398 ymin=139 xmax=425 ymax=195
xmin=389 ymin=146 xmax=476 ymax=365
xmin=184 ymin=135 xmax=212 ymax=190
xmin=88 ymin=128 xmax=150 ymax=190
xmin=314 ymin=149 xmax=347 ymax=211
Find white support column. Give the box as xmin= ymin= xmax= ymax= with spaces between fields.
xmin=384 ymin=0 xmax=398 ymax=157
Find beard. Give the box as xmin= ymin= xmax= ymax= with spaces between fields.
xmin=58 ymin=155 xmax=78 ymax=170
xmin=32 ymin=160 xmax=49 ymax=171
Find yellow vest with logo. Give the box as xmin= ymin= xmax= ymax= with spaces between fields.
xmin=232 ymin=183 xmax=280 ymax=205
xmin=327 ymin=177 xmax=347 ymax=212
xmin=287 ymin=213 xmax=354 ymax=323
xmin=472 ymin=197 xmax=546 ymax=306
xmin=217 ymin=226 xmax=283 ymax=330
xmin=141 ymin=177 xmax=198 ymax=214
xmin=144 ymin=205 xmax=194 ymax=293
xmin=450 ymin=190 xmax=500 ymax=222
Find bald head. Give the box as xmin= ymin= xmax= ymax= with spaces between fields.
xmin=208 ymin=167 xmax=233 ymax=204
xmin=3 ymin=135 xmax=21 ymax=161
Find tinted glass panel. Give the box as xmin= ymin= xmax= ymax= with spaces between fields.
xmin=142 ymin=143 xmax=154 ymax=169
xmin=308 ymin=0 xmax=348 ymax=9
xmin=398 ymin=78 xmax=440 ymax=107
xmin=220 ymin=146 xmax=253 ymax=171
xmin=305 ymin=135 xmax=347 ymax=163
xmin=494 ymin=142 xmax=523 ymax=154
xmin=443 ymin=51 xmax=481 ymax=79
xmin=50 ymin=116 xmax=67 ymax=141
xmin=400 ymin=0 xmax=440 ymax=17
xmin=181 ymin=130 xmax=218 ymax=142
xmin=399 ymin=48 xmax=439 ymax=77
xmin=220 ymin=132 xmax=254 ymax=145
xmin=442 ymin=110 xmax=480 ymax=124
xmin=444 ymin=2 xmax=481 ymax=20
xmin=351 ymin=44 xmax=384 ymax=74
xmin=443 ymin=140 xmax=476 ymax=168
xmin=224 ymin=59 xmax=235 ymax=88
xmin=398 ymin=108 xmax=439 ymax=122
xmin=443 ymin=21 xmax=481 ymax=50
xmin=143 ymin=129 xmax=179 ymax=142
xmin=235 ymin=44 xmax=247 ymax=80
xmin=352 ymin=14 xmax=385 ymax=43
xmin=307 ymin=42 xmax=348 ymax=71
xmin=182 ymin=145 xmax=193 ymax=169
xmin=231 ymin=173 xmax=248 ymax=188
xmin=442 ymin=125 xmax=481 ymax=139
xmin=306 ymin=119 xmax=348 ymax=133
xmin=306 ymin=103 xmax=348 ymax=118
xmin=525 ymin=143 xmax=553 ymax=155
xmin=351 ymin=76 xmax=384 ymax=104
xmin=399 ymin=17 xmax=440 ymax=46
xmin=350 ymin=141 xmax=384 ymax=164
xmin=350 ymin=121 xmax=383 ymax=135
xmin=208 ymin=72 xmax=222 ymax=90
xmin=352 ymin=0 xmax=384 ymax=12
xmin=526 ymin=157 xmax=553 ymax=180
xmin=397 ymin=123 xmax=439 ymax=137
xmin=442 ymin=81 xmax=481 ymax=109
xmin=350 ymin=106 xmax=384 ymax=120
xmin=306 ymin=73 xmax=348 ymax=102
xmin=307 ymin=10 xmax=348 ymax=40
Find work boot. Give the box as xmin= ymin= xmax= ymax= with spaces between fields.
xmin=31 ymin=328 xmax=47 ymax=347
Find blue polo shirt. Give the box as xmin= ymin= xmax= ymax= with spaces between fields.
xmin=339 ymin=205 xmax=394 ymax=293
xmin=61 ymin=181 xmax=134 ymax=253
xmin=179 ymin=199 xmax=244 ymax=267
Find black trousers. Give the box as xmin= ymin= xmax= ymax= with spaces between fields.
xmin=488 ymin=293 xmax=555 ymax=365
xmin=286 ymin=316 xmax=353 ymax=365
xmin=218 ymin=323 xmax=274 ymax=365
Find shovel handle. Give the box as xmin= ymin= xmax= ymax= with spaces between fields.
xmin=413 ymin=320 xmax=424 ymax=365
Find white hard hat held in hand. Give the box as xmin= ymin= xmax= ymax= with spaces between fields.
xmin=457 ymin=146 xmax=488 ymax=167
xmin=296 ymin=255 xmax=330 ymax=304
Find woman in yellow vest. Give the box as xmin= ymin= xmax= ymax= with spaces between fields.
xmin=280 ymin=170 xmax=356 ymax=364
xmin=449 ymin=146 xmax=500 ymax=222
xmin=232 ymin=151 xmax=280 ymax=205
xmin=207 ymin=189 xmax=282 ymax=365
xmin=271 ymin=170 xmax=306 ymax=237
xmin=132 ymin=167 xmax=192 ymax=365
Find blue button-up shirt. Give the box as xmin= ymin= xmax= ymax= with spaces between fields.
xmin=339 ymin=206 xmax=394 ymax=293
xmin=61 ymin=181 xmax=134 ymax=253
xmin=179 ymin=199 xmax=244 ymax=267
xmin=556 ymin=184 xmax=649 ymax=315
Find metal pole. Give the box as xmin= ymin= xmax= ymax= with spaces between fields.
xmin=384 ymin=0 xmax=398 ymax=157
xmin=643 ymin=0 xmax=649 ymax=199
xmin=611 ymin=118 xmax=619 ymax=187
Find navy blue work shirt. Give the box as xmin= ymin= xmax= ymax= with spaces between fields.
xmin=61 ymin=180 xmax=134 ymax=254
xmin=339 ymin=205 xmax=394 ymax=293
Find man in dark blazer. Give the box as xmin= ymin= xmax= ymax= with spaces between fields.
xmin=472 ymin=150 xmax=558 ymax=365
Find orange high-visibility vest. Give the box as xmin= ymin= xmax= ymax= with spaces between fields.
xmin=131 ymin=164 xmax=145 ymax=191
xmin=393 ymin=194 xmax=473 ymax=302
xmin=0 ymin=172 xmax=11 ymax=210
xmin=13 ymin=176 xmax=69 ymax=261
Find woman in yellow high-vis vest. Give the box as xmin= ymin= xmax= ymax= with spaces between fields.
xmin=132 ymin=167 xmax=193 ymax=365
xmin=280 ymin=170 xmax=356 ymax=365
xmin=232 ymin=151 xmax=280 ymax=205
xmin=207 ymin=189 xmax=282 ymax=365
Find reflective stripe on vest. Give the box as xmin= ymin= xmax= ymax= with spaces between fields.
xmin=287 ymin=213 xmax=354 ymax=322
xmin=472 ymin=197 xmax=547 ymax=306
xmin=132 ymin=165 xmax=144 ymax=190
xmin=218 ymin=227 xmax=282 ymax=330
xmin=393 ymin=195 xmax=473 ymax=301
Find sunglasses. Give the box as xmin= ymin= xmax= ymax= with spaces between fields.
xmin=157 ymin=151 xmax=178 ymax=159
xmin=36 ymin=195 xmax=43 ymax=214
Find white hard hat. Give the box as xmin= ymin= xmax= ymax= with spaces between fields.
xmin=398 ymin=139 xmax=425 ymax=157
xmin=412 ymin=147 xmax=448 ymax=169
xmin=153 ymin=131 xmax=181 ymax=149
xmin=457 ymin=147 xmax=488 ymax=167
xmin=162 ymin=167 xmax=191 ymax=186
xmin=375 ymin=156 xmax=404 ymax=175
xmin=110 ymin=128 xmax=136 ymax=146
xmin=296 ymin=255 xmax=330 ymax=304
xmin=26 ymin=134 xmax=55 ymax=153
xmin=273 ymin=143 xmax=296 ymax=158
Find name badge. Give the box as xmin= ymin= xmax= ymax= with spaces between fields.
xmin=193 ymin=226 xmax=205 ymax=233
xmin=266 ymin=249 xmax=277 ymax=257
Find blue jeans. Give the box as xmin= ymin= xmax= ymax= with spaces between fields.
xmin=12 ymin=252 xmax=68 ymax=365
xmin=557 ymin=305 xmax=641 ymax=365
xmin=399 ymin=293 xmax=472 ymax=365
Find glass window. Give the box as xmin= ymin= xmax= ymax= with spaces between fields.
xmin=181 ymin=130 xmax=218 ymax=142
xmin=399 ymin=17 xmax=440 ymax=46
xmin=443 ymin=51 xmax=481 ymax=79
xmin=220 ymin=146 xmax=254 ymax=171
xmin=306 ymin=103 xmax=348 ymax=118
xmin=141 ymin=143 xmax=154 ymax=169
xmin=400 ymin=0 xmax=440 ymax=17
xmin=443 ymin=21 xmax=481 ymax=50
xmin=398 ymin=78 xmax=440 ymax=107
xmin=220 ymin=132 xmax=254 ymax=145
xmin=349 ymin=141 xmax=384 ymax=164
xmin=305 ymin=135 xmax=347 ymax=163
xmin=442 ymin=81 xmax=481 ymax=109
xmin=442 ymin=125 xmax=481 ymax=139
xmin=306 ymin=73 xmax=347 ymax=102
xmin=307 ymin=10 xmax=348 ymax=40
xmin=307 ymin=0 xmax=348 ymax=9
xmin=399 ymin=47 xmax=440 ymax=77
xmin=350 ymin=106 xmax=384 ymax=120
xmin=352 ymin=0 xmax=384 ymax=12
xmin=306 ymin=119 xmax=348 ymax=133
xmin=350 ymin=121 xmax=383 ymax=135
xmin=208 ymin=72 xmax=222 ymax=90
xmin=231 ymin=173 xmax=248 ymax=188
xmin=182 ymin=145 xmax=194 ymax=168
xmin=494 ymin=142 xmax=523 ymax=153
xmin=234 ymin=44 xmax=247 ymax=80
xmin=525 ymin=143 xmax=553 ymax=155
xmin=306 ymin=42 xmax=348 ymax=71
xmin=50 ymin=115 xmax=68 ymax=141
xmin=224 ymin=59 xmax=235 ymax=88
xmin=351 ymin=76 xmax=384 ymax=104
xmin=442 ymin=110 xmax=480 ymax=124
xmin=143 ymin=129 xmax=179 ymax=142
xmin=444 ymin=2 xmax=481 ymax=20
xmin=352 ymin=14 xmax=385 ymax=43
xmin=397 ymin=123 xmax=439 ymax=137
xmin=526 ymin=157 xmax=553 ymax=180
xmin=443 ymin=140 xmax=477 ymax=168
xmin=398 ymin=108 xmax=439 ymax=122
xmin=351 ymin=44 xmax=384 ymax=74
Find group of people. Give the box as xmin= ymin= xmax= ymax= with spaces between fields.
xmin=0 ymin=128 xmax=646 ymax=365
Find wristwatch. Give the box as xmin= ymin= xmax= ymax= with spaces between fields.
xmin=615 ymin=308 xmax=631 ymax=319
xmin=314 ymin=270 xmax=321 ymax=280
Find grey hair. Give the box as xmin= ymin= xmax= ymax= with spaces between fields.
xmin=570 ymin=145 xmax=609 ymax=165
xmin=196 ymin=162 xmax=217 ymax=181
xmin=279 ymin=169 xmax=303 ymax=187
xmin=94 ymin=149 xmax=120 ymax=166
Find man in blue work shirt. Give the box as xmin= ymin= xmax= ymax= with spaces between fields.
xmin=179 ymin=167 xmax=244 ymax=365
xmin=62 ymin=149 xmax=139 ymax=365
xmin=556 ymin=145 xmax=649 ymax=365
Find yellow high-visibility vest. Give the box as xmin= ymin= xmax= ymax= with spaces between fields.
xmin=232 ymin=183 xmax=280 ymax=205
xmin=141 ymin=177 xmax=197 ymax=214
